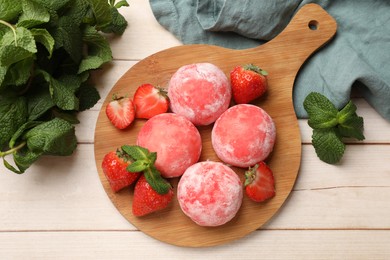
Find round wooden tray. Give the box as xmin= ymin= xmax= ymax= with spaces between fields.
xmin=94 ymin=4 xmax=337 ymax=247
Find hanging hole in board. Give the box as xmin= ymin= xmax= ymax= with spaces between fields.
xmin=308 ymin=20 xmax=319 ymax=30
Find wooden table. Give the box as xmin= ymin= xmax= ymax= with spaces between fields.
xmin=1 ymin=1 xmax=389 ymax=258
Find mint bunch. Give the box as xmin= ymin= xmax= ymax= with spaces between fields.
xmin=0 ymin=0 xmax=129 ymax=173
xmin=303 ymin=92 xmax=365 ymax=164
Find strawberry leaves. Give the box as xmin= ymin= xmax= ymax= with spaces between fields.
xmin=121 ymin=145 xmax=171 ymax=194
xmin=304 ymin=92 xmax=365 ymax=164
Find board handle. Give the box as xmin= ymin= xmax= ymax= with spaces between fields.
xmin=257 ymin=3 xmax=337 ymax=62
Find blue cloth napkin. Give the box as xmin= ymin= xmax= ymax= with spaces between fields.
xmin=149 ymin=0 xmax=390 ymax=121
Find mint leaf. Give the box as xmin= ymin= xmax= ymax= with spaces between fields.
xmin=144 ymin=166 xmax=171 ymax=195
xmin=9 ymin=121 xmax=42 ymax=148
xmin=101 ymin=7 xmax=128 ymax=35
xmin=312 ymin=129 xmax=345 ymax=164
xmin=0 ymin=95 xmax=28 ymax=148
xmin=0 ymin=27 xmax=37 ymax=67
xmin=303 ymin=92 xmax=338 ymax=129
xmin=24 ymin=117 xmax=77 ymax=155
xmin=1 ymin=57 xmax=34 ymax=89
xmin=17 ymin=0 xmax=50 ymax=28
xmin=0 ymin=1 xmax=22 ymax=22
xmin=32 ymin=0 xmax=72 ymax=12
xmin=126 ymin=160 xmax=149 ymax=173
xmin=77 ymin=84 xmax=100 ymax=111
xmin=114 ymin=0 xmax=129 ymax=9
xmin=78 ymin=25 xmax=112 ymax=74
xmin=86 ymin=0 xmax=113 ymax=29
xmin=13 ymin=147 xmax=42 ymax=173
xmin=31 ymin=28 xmax=55 ymax=57
xmin=122 ymin=145 xmax=151 ymax=161
xmin=338 ymin=115 xmax=365 ymax=140
xmin=27 ymin=87 xmax=55 ymax=121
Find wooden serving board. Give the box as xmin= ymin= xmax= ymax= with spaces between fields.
xmin=94 ymin=4 xmax=337 ymax=247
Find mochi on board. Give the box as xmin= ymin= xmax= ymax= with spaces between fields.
xmin=168 ymin=63 xmax=231 ymax=126
xmin=137 ymin=113 xmax=202 ymax=178
xmin=212 ymin=104 xmax=276 ymax=168
xmin=177 ymin=161 xmax=243 ymax=227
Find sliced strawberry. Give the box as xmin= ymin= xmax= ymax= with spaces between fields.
xmin=101 ymin=149 xmax=141 ymax=192
xmin=132 ymin=174 xmax=174 ymax=217
xmin=133 ymin=83 xmax=169 ymax=119
xmin=244 ymin=162 xmax=275 ymax=202
xmin=105 ymin=95 xmax=135 ymax=129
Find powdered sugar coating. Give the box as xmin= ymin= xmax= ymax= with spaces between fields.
xmin=137 ymin=113 xmax=202 ymax=178
xmin=168 ymin=63 xmax=231 ymax=126
xmin=212 ymin=104 xmax=276 ymax=168
xmin=177 ymin=161 xmax=243 ymax=227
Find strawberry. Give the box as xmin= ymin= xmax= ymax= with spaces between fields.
xmin=132 ymin=174 xmax=174 ymax=217
xmin=133 ymin=83 xmax=169 ymax=119
xmin=244 ymin=162 xmax=275 ymax=202
xmin=101 ymin=149 xmax=141 ymax=192
xmin=105 ymin=95 xmax=135 ymax=129
xmin=230 ymin=64 xmax=268 ymax=104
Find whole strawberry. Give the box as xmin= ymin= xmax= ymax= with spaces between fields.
xmin=230 ymin=64 xmax=268 ymax=104
xmin=101 ymin=149 xmax=141 ymax=192
xmin=132 ymin=174 xmax=174 ymax=217
xmin=105 ymin=95 xmax=135 ymax=129
xmin=133 ymin=83 xmax=169 ymax=119
xmin=244 ymin=162 xmax=275 ymax=202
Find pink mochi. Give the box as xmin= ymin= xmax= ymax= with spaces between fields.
xmin=136 ymin=113 xmax=202 ymax=178
xmin=168 ymin=63 xmax=231 ymax=126
xmin=177 ymin=161 xmax=243 ymax=227
xmin=211 ymin=104 xmax=276 ymax=168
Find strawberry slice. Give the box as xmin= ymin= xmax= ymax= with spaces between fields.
xmin=105 ymin=95 xmax=135 ymax=129
xmin=133 ymin=83 xmax=169 ymax=119
xmin=244 ymin=162 xmax=275 ymax=202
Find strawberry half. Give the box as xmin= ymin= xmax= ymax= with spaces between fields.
xmin=105 ymin=95 xmax=135 ymax=129
xmin=133 ymin=83 xmax=169 ymax=119
xmin=101 ymin=149 xmax=141 ymax=192
xmin=132 ymin=174 xmax=174 ymax=217
xmin=244 ymin=162 xmax=275 ymax=202
xmin=230 ymin=64 xmax=268 ymax=104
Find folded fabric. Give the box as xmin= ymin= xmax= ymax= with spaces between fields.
xmin=149 ymin=0 xmax=390 ymax=121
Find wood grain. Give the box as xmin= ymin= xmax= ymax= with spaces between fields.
xmin=94 ymin=4 xmax=337 ymax=247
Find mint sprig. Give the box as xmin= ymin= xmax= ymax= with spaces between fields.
xmin=121 ymin=145 xmax=171 ymax=195
xmin=303 ymin=92 xmax=365 ymax=164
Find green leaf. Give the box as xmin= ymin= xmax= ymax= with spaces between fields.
xmin=3 ymin=156 xmax=25 ymax=174
xmin=24 ymin=117 xmax=77 ymax=155
xmin=122 ymin=145 xmax=151 ymax=161
xmin=338 ymin=115 xmax=365 ymax=140
xmin=17 ymin=0 xmax=50 ymax=28
xmin=77 ymin=84 xmax=100 ymax=111
xmin=31 ymin=28 xmax=55 ymax=57
xmin=13 ymin=146 xmax=42 ymax=173
xmin=312 ymin=129 xmax=345 ymax=164
xmin=0 ymin=27 xmax=37 ymax=67
xmin=114 ymin=0 xmax=129 ymax=9
xmin=100 ymin=7 xmax=128 ymax=35
xmin=86 ymin=0 xmax=112 ymax=29
xmin=144 ymin=166 xmax=171 ymax=195
xmin=0 ymin=95 xmax=28 ymax=148
xmin=9 ymin=121 xmax=42 ymax=148
xmin=126 ymin=160 xmax=149 ymax=173
xmin=39 ymin=70 xmax=80 ymax=111
xmin=27 ymin=85 xmax=55 ymax=121
xmin=78 ymin=25 xmax=112 ymax=74
xmin=1 ymin=57 xmax=34 ymax=89
xmin=0 ymin=1 xmax=22 ymax=22
xmin=303 ymin=92 xmax=338 ymax=129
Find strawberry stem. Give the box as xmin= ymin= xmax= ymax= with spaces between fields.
xmin=244 ymin=64 xmax=268 ymax=76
